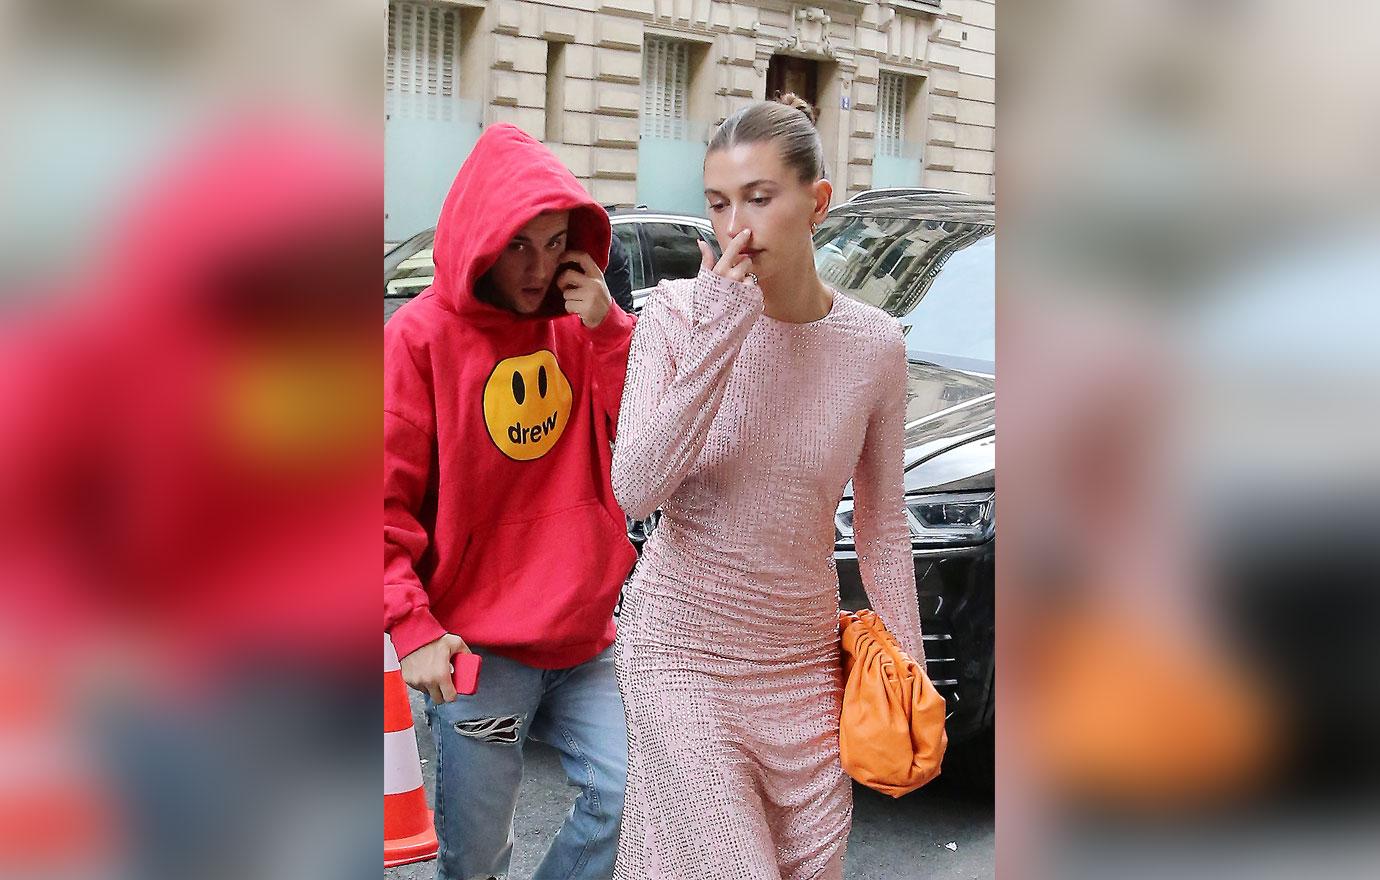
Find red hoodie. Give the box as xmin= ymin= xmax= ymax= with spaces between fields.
xmin=384 ymin=124 xmax=637 ymax=668
xmin=1 ymin=118 xmax=380 ymax=683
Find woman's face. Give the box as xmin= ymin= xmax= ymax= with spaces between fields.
xmin=703 ymin=142 xmax=830 ymax=279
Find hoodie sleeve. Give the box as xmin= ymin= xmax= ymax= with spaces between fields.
xmin=851 ymin=329 xmax=926 ymax=663
xmin=383 ymin=331 xmax=448 ymax=660
xmin=585 ymin=303 xmax=635 ymax=440
xmin=611 ymin=269 xmax=762 ymax=520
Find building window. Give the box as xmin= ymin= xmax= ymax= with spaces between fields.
xmin=642 ymin=37 xmax=690 ymax=140
xmin=877 ymin=72 xmax=907 ymax=159
xmin=546 ymin=42 xmax=566 ymax=143
xmin=387 ymin=2 xmax=462 ymax=120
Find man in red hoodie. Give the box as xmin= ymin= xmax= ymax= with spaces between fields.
xmin=384 ymin=125 xmax=637 ymax=879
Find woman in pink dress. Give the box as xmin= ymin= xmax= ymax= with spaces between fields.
xmin=609 ymin=95 xmax=927 ymax=878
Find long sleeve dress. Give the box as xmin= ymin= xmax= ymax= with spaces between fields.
xmin=610 ymin=268 xmax=925 ymax=880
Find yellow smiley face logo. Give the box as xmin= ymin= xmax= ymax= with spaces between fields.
xmin=482 ymin=349 xmax=573 ymax=461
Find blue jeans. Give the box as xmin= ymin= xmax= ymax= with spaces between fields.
xmin=424 ymin=645 xmax=627 ymax=880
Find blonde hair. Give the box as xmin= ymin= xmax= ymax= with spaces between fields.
xmin=707 ymin=93 xmax=824 ymax=182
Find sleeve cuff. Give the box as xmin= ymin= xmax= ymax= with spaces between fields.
xmin=387 ymin=605 xmax=449 ymax=661
xmin=693 ymin=268 xmax=763 ymax=323
xmin=587 ymin=299 xmax=635 ymax=349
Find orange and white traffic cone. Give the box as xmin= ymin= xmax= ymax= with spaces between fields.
xmin=384 ymin=635 xmax=438 ymax=868
xmin=0 ymin=656 xmax=117 ymax=876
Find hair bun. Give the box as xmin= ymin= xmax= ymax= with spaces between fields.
xmin=776 ymin=92 xmax=819 ymax=127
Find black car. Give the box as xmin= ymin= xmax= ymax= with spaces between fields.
xmin=631 ymin=190 xmax=996 ymax=786
xmin=824 ymin=191 xmax=994 ymax=786
xmin=607 ymin=208 xmax=720 ymax=310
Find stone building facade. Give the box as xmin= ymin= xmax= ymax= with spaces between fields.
xmin=385 ymin=0 xmax=994 ymax=240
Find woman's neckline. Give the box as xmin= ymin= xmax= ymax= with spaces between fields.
xmin=759 ymin=284 xmax=842 ymax=327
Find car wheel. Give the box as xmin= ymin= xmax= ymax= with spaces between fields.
xmin=942 ymin=724 xmax=994 ymax=792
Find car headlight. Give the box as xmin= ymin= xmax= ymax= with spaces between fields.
xmin=836 ymin=491 xmax=994 ymax=547
xmin=906 ymin=491 xmax=995 ymax=545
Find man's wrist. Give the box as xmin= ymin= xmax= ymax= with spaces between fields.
xmin=583 ymin=300 xmax=611 ymax=329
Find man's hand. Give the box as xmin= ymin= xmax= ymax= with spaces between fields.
xmin=555 ymin=250 xmax=613 ymax=329
xmin=400 ymin=633 xmax=471 ymax=703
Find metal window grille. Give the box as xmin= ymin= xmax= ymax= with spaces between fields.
xmin=387 ymin=2 xmax=461 ymax=121
xmin=642 ymin=37 xmax=690 ymax=140
xmin=877 ymin=72 xmax=906 ymax=158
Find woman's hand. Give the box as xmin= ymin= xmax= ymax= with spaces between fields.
xmin=556 ymin=250 xmax=613 ymax=329
xmin=697 ymin=228 xmax=755 ymax=283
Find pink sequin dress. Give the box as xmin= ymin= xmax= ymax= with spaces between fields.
xmin=610 ymin=269 xmax=925 ymax=879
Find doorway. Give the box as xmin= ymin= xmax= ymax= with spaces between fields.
xmin=766 ymin=55 xmax=819 ymax=106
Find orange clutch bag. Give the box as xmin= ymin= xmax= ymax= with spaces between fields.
xmin=838 ymin=609 xmax=948 ymax=797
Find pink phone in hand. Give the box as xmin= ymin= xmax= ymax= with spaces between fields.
xmin=452 ymin=653 xmax=482 ymax=696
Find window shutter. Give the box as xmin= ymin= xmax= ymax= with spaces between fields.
xmin=877 ymin=72 xmax=906 ymax=158
xmin=387 ymin=2 xmax=461 ymax=120
xmin=642 ymin=37 xmax=689 ymax=140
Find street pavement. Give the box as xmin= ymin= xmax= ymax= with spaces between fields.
xmin=387 ymin=688 xmax=993 ymax=880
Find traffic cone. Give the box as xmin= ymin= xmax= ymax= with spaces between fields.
xmin=0 ymin=658 xmax=116 ymax=873
xmin=384 ymin=634 xmax=438 ymax=868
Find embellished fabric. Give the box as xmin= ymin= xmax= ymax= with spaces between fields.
xmin=611 ymin=269 xmax=924 ymax=878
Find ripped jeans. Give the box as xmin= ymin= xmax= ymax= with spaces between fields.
xmin=423 ymin=645 xmax=627 ymax=880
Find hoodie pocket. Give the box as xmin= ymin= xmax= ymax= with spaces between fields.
xmin=462 ymin=501 xmax=630 ymax=651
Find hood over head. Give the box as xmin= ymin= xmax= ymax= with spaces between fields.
xmin=431 ymin=124 xmax=610 ymax=320
xmin=102 ymin=116 xmax=379 ymax=317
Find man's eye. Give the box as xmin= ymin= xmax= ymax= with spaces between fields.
xmin=709 ymin=203 xmax=726 ymax=212
xmin=750 ymin=197 xmax=771 ymax=205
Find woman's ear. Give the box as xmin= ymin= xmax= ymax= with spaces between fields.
xmin=811 ymin=178 xmax=834 ymax=226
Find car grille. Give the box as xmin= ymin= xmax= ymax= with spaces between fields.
xmin=626 ymin=511 xmax=661 ymax=544
xmin=920 ymin=631 xmax=961 ymax=717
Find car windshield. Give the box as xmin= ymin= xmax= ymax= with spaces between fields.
xmin=815 ymin=215 xmax=994 ymax=372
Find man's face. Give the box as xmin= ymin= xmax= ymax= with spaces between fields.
xmin=484 ymin=211 xmax=570 ymax=314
